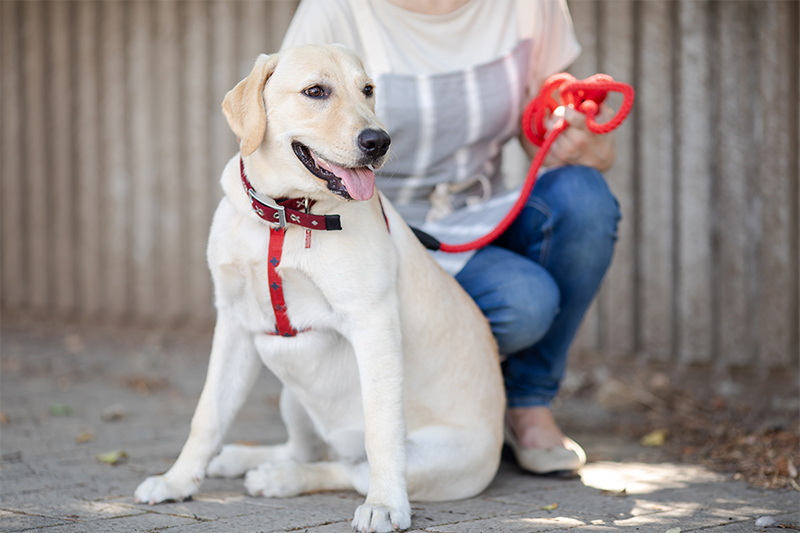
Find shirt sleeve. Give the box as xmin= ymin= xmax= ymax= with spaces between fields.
xmin=280 ymin=0 xmax=364 ymax=56
xmin=525 ymin=0 xmax=582 ymax=99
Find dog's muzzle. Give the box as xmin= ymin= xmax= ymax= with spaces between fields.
xmin=292 ymin=136 xmax=389 ymax=202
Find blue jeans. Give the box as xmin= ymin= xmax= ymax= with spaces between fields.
xmin=455 ymin=165 xmax=620 ymax=408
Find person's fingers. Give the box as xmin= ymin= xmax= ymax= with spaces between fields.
xmin=544 ymin=105 xmax=565 ymax=131
xmin=562 ymin=106 xmax=588 ymax=130
xmin=541 ymin=104 xmax=617 ymax=169
xmin=549 ymin=126 xmax=585 ymax=162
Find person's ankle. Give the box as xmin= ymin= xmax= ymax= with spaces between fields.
xmin=506 ymin=406 xmax=567 ymax=449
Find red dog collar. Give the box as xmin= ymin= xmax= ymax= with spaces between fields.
xmin=239 ymin=158 xmax=341 ymax=231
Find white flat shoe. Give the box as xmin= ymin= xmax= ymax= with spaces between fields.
xmin=504 ymin=425 xmax=586 ymax=475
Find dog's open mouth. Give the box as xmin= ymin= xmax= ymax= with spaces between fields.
xmin=292 ymin=142 xmax=375 ymax=201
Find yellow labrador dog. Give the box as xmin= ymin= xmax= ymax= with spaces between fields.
xmin=134 ymin=44 xmax=504 ymax=533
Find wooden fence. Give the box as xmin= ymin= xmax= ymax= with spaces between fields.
xmin=1 ymin=0 xmax=798 ymax=368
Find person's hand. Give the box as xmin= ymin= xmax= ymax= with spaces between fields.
xmin=520 ymin=103 xmax=616 ymax=171
xmin=543 ymin=104 xmax=616 ymax=170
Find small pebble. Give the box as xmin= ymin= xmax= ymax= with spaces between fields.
xmin=755 ymin=516 xmax=777 ymax=527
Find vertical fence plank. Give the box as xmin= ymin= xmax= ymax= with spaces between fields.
xmin=101 ymin=0 xmax=129 ymax=321
xmin=76 ymin=0 xmax=102 ymax=319
xmin=184 ymin=0 xmax=214 ymax=325
xmin=716 ymin=1 xmax=754 ymax=366
xmin=638 ymin=0 xmax=675 ymax=360
xmin=268 ymin=0 xmax=300 ymax=52
xmin=1 ymin=1 xmax=24 ymax=311
xmin=129 ymin=0 xmax=157 ymax=324
xmin=757 ymin=1 xmax=797 ymax=368
xmin=210 ymin=0 xmax=238 ymax=213
xmin=157 ymin=0 xmax=183 ymax=324
xmin=239 ymin=0 xmax=271 ymax=76
xmin=676 ymin=0 xmax=713 ymax=364
xmin=567 ymin=0 xmax=597 ymax=80
xmin=23 ymin=0 xmax=49 ymax=312
xmin=598 ymin=0 xmax=636 ymax=358
xmin=49 ymin=0 xmax=76 ymax=316
xmin=566 ymin=0 xmax=600 ymax=355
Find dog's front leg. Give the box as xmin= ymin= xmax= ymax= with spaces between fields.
xmin=134 ymin=313 xmax=260 ymax=504
xmin=348 ymin=311 xmax=412 ymax=533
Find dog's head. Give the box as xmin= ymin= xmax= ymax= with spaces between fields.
xmin=223 ymin=45 xmax=390 ymax=202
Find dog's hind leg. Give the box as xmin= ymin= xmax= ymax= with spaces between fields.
xmin=207 ymin=387 xmax=327 ymax=478
xmin=244 ymin=460 xmax=356 ymax=498
xmin=404 ymin=425 xmax=501 ymax=502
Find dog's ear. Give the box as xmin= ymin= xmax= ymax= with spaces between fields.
xmin=222 ymin=53 xmax=279 ymax=157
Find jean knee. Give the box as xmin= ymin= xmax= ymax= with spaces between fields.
xmin=537 ymin=167 xmax=621 ymax=267
xmin=540 ymin=166 xmax=620 ymax=237
xmin=493 ymin=268 xmax=561 ymax=355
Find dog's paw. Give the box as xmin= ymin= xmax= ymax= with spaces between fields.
xmin=244 ymin=461 xmax=305 ymax=498
xmin=207 ymin=444 xmax=256 ymax=478
xmin=352 ymin=502 xmax=412 ymax=533
xmin=134 ymin=474 xmax=198 ymax=505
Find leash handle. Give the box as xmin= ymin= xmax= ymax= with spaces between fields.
xmin=521 ymin=73 xmax=635 ymax=147
xmin=437 ymin=73 xmax=634 ymax=254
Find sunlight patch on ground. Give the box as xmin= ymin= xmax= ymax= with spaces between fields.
xmin=581 ymin=461 xmax=724 ymax=494
xmin=78 ymin=501 xmax=144 ymax=517
xmin=500 ymin=516 xmax=587 ymax=531
xmin=193 ymin=494 xmax=250 ymax=504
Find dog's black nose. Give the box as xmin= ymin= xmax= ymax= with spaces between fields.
xmin=358 ymin=129 xmax=391 ymax=158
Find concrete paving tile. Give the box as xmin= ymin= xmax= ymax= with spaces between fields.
xmin=0 ymin=493 xmax=147 ymax=522
xmin=698 ymin=510 xmax=800 ymax=532
xmin=489 ymin=482 xmax=683 ymax=524
xmin=487 ymin=478 xmax=611 ymax=506
xmin=421 ymin=514 xmax=587 ymax=532
xmin=481 ymin=461 xmax=567 ymax=498
xmin=580 ymin=461 xmax=725 ymax=494
xmin=678 ymin=517 xmax=771 ymax=532
xmin=599 ymin=505 xmax=754 ymax=531
xmin=152 ymin=515 xmax=352 ymax=533
xmin=643 ymin=482 xmax=799 ymax=515
xmin=16 ymin=511 xmax=200 ymax=532
xmin=0 ymin=510 xmax=70 ymax=532
xmin=109 ymin=490 xmax=365 ymax=531
xmin=409 ymin=496 xmax=529 ymax=527
xmin=109 ymin=486 xmax=268 ymax=521
xmin=244 ymin=491 xmax=369 ymax=529
xmin=288 ymin=520 xmax=360 ymax=533
xmin=158 ymin=504 xmax=353 ymax=532
xmin=2 ymin=458 xmax=148 ymax=498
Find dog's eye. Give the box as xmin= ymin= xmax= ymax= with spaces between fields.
xmin=363 ymin=84 xmax=374 ymax=97
xmin=303 ymin=85 xmax=326 ymax=99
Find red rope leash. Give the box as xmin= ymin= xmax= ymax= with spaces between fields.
xmin=437 ymin=73 xmax=635 ymax=254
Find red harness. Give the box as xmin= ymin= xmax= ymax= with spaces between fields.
xmin=240 ymin=158 xmax=341 ymax=337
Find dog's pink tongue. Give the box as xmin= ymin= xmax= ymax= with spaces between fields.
xmin=317 ymin=158 xmax=375 ymax=201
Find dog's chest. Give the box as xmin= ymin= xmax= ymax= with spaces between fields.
xmin=211 ymin=221 xmax=334 ymax=336
xmin=231 ymin=261 xmax=331 ymax=336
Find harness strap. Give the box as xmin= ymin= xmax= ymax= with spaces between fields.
xmin=267 ymin=227 xmax=303 ymax=337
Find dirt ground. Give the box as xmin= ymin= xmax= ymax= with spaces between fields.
xmin=555 ymin=349 xmax=800 ymax=492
